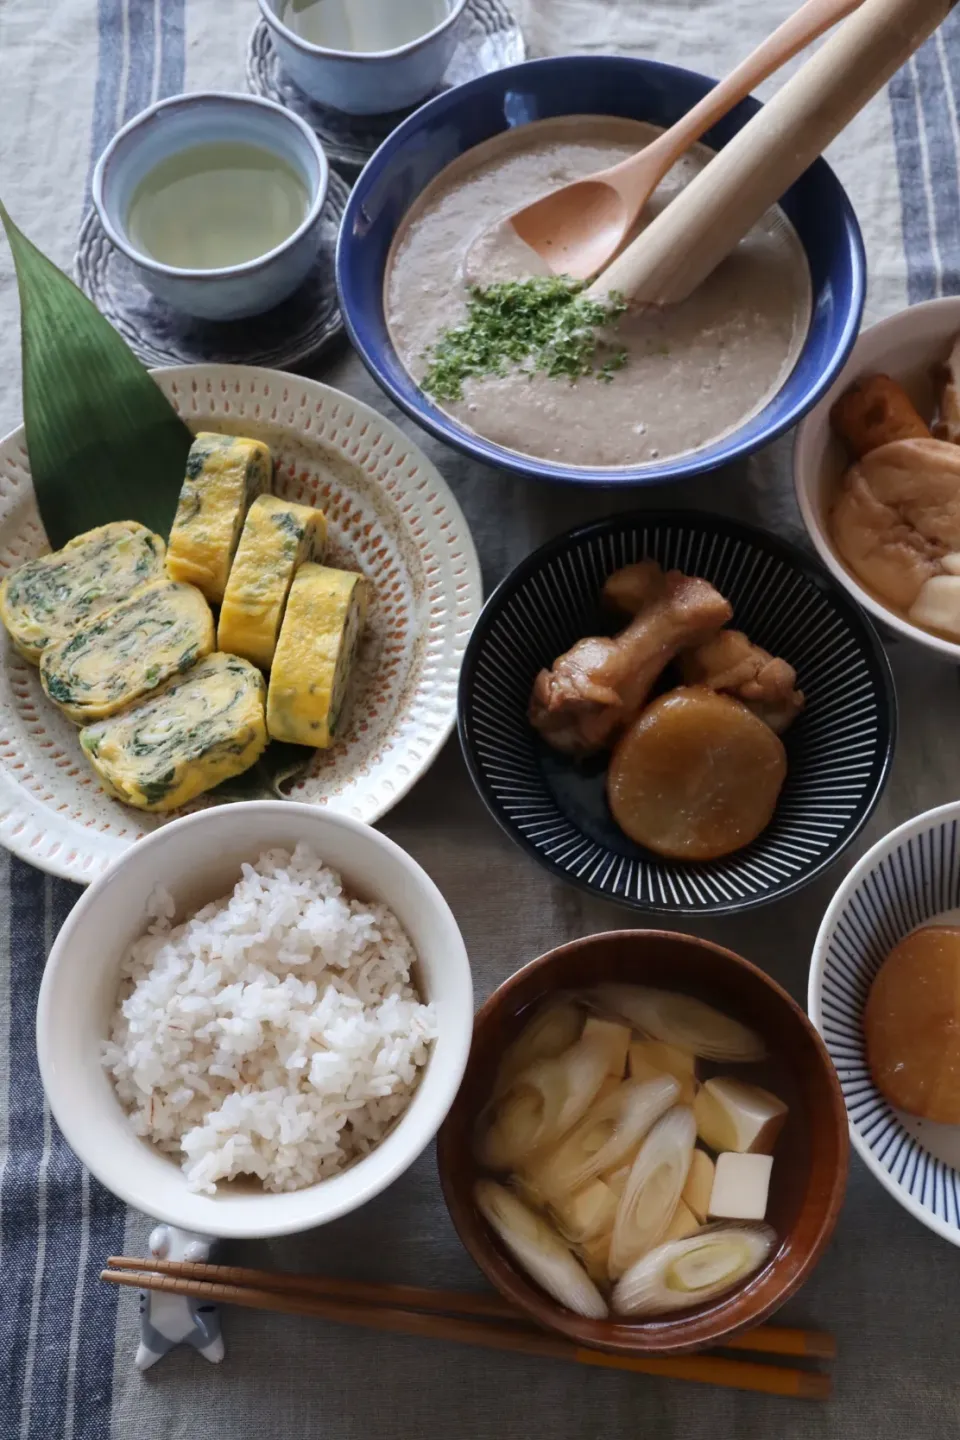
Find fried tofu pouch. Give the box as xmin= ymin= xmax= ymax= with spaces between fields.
xmin=829 ymin=437 xmax=960 ymax=610
xmin=40 ymin=578 xmax=214 ymax=724
xmin=830 ymin=374 xmax=930 ymax=458
xmin=166 ymin=433 xmax=272 ymax=603
xmin=79 ymin=652 xmax=267 ymax=812
xmin=266 ymin=564 xmax=368 ymax=749
xmin=934 ymin=334 xmax=960 ymax=444
xmin=217 ymin=496 xmax=327 ymax=669
xmin=0 ymin=521 xmax=165 ymax=665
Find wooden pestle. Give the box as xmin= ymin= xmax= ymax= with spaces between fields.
xmin=587 ymin=0 xmax=954 ymax=307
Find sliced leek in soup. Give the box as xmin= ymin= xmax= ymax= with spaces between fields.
xmin=474 ymin=987 xmax=784 ymax=1318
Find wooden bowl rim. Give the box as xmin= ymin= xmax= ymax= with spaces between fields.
xmin=438 ymin=928 xmax=850 ymax=1356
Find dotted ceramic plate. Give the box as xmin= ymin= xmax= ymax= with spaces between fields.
xmin=73 ymin=169 xmax=351 ymax=372
xmin=459 ymin=511 xmax=896 ymax=917
xmin=0 ymin=366 xmax=481 ymax=883
xmin=246 ymin=0 xmax=526 ymax=171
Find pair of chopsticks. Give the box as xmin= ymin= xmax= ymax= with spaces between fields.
xmin=102 ymin=1257 xmax=834 ymax=1399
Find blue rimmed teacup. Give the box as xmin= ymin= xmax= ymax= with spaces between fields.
xmin=258 ymin=0 xmax=469 ymax=115
xmin=92 ymin=91 xmax=329 ymax=321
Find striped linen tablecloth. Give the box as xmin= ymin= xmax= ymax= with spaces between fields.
xmin=2 ymin=2 xmax=960 ymax=1437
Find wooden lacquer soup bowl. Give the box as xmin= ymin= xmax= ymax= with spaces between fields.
xmin=437 ymin=930 xmax=848 ymax=1356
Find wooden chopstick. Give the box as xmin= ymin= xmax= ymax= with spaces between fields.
xmin=105 ymin=1255 xmax=835 ymax=1360
xmin=723 ymin=1325 xmax=835 ymax=1361
xmin=101 ymin=1267 xmax=830 ymax=1399
xmin=105 ymin=1256 xmax=519 ymax=1321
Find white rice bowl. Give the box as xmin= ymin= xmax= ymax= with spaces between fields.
xmin=102 ymin=842 xmax=438 ymax=1194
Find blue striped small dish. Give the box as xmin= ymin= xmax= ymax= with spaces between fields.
xmin=459 ymin=511 xmax=896 ymax=917
xmin=810 ymin=803 xmax=960 ymax=1246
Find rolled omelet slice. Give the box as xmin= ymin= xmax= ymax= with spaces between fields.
xmin=217 ymin=496 xmax=327 ymax=669
xmin=79 ymin=653 xmax=267 ymax=812
xmin=0 ymin=521 xmax=166 ymax=665
xmin=166 ymin=432 xmax=272 ymax=603
xmin=266 ymin=564 xmax=368 ymax=748
xmin=40 ymin=578 xmax=214 ymax=724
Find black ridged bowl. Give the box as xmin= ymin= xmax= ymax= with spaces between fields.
xmin=458 ymin=512 xmax=897 ymax=916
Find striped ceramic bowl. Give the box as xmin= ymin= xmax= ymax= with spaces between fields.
xmin=810 ymin=802 xmax=960 ymax=1245
xmin=458 ymin=511 xmax=896 ymax=916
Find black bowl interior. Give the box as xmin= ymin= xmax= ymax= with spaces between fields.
xmin=458 ymin=512 xmax=897 ymax=916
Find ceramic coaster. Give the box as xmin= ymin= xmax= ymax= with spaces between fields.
xmin=74 ymin=168 xmax=350 ymax=372
xmin=246 ymin=0 xmax=526 ymax=172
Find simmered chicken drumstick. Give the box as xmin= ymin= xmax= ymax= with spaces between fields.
xmin=601 ymin=566 xmax=803 ymax=733
xmin=601 ymin=560 xmax=668 ymax=617
xmin=679 ymin=630 xmax=805 ymax=734
xmin=529 ymin=568 xmax=732 ymax=755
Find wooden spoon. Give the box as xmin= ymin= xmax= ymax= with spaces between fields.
xmin=473 ymin=0 xmax=863 ymax=285
xmin=589 ymin=0 xmax=954 ymax=307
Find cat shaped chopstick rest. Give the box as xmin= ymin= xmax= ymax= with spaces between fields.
xmin=136 ymin=1225 xmax=224 ymax=1370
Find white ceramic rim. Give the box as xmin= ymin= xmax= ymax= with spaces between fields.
xmin=0 ymin=363 xmax=482 ymax=883
xmin=35 ymin=801 xmax=475 ymax=1238
xmin=793 ymin=296 xmax=960 ymax=664
xmin=91 ymin=91 xmax=330 ymax=280
xmin=808 ymin=797 xmax=960 ymax=1248
xmin=257 ymin=0 xmax=470 ymax=61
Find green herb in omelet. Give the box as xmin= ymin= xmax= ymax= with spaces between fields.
xmin=421 ymin=277 xmax=628 ymax=402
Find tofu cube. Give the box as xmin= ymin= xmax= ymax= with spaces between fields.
xmin=583 ymin=1016 xmax=632 ymax=1076
xmin=708 ymin=1152 xmax=774 ymax=1221
xmin=694 ymin=1077 xmax=787 ymax=1155
xmin=663 ymin=1198 xmax=701 ymax=1241
xmin=682 ymin=1148 xmax=716 ymax=1222
xmin=628 ymin=1039 xmax=697 ymax=1105
xmin=551 ymin=1178 xmax=619 ymax=1244
xmin=579 ymin=1231 xmax=612 ymax=1283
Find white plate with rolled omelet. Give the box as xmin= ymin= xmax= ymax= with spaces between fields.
xmin=0 ymin=364 xmax=481 ymax=882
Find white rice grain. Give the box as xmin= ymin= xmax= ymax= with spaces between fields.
xmin=102 ymin=843 xmax=438 ymax=1194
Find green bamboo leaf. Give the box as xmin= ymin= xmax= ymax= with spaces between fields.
xmin=211 ymin=741 xmax=315 ymax=802
xmin=0 ymin=201 xmax=193 ymax=550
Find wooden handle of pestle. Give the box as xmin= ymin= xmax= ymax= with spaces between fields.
xmin=588 ymin=0 xmax=953 ymax=306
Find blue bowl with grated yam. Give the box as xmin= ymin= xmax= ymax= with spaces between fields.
xmin=337 ymin=54 xmax=866 ymax=488
xmin=458 ymin=511 xmax=896 ymax=917
xmin=810 ymin=801 xmax=960 ymax=1248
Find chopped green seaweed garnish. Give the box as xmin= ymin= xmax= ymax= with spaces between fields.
xmin=421 ymin=276 xmax=629 ymax=402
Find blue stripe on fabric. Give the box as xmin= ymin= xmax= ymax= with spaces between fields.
xmin=158 ymin=0 xmax=187 ymax=100
xmin=0 ymin=861 xmax=53 ymax=1436
xmin=85 ymin=0 xmax=124 ymax=194
xmin=0 ymin=865 xmax=126 ymax=1440
xmin=915 ymin=24 xmax=960 ymax=295
xmin=123 ymin=0 xmax=157 ymax=122
xmin=24 ymin=880 xmax=79 ymax=1440
xmin=888 ymin=13 xmax=960 ymax=303
xmin=936 ymin=12 xmax=960 ymax=296
xmin=888 ymin=54 xmax=937 ymax=303
xmin=22 ymin=882 xmax=126 ymax=1440
xmin=59 ymin=875 xmax=125 ymax=1440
